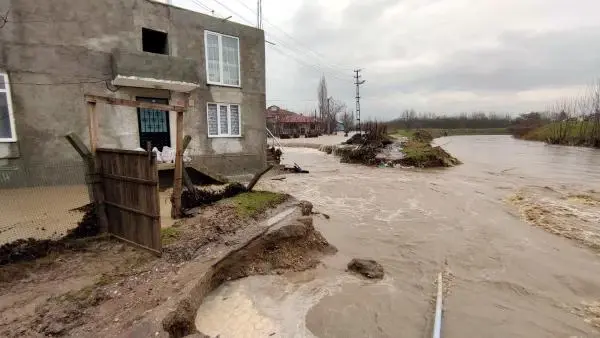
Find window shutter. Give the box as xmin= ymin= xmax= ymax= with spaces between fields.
xmin=219 ymin=105 xmax=229 ymax=135
xmin=206 ymin=33 xmax=221 ymax=83
xmin=230 ymin=105 xmax=240 ymax=136
xmin=221 ymin=36 xmax=240 ymax=86
xmin=207 ymin=104 xmax=218 ymax=136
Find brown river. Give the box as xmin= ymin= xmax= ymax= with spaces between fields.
xmin=196 ymin=135 xmax=600 ymax=338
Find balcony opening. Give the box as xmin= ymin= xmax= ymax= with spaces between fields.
xmin=142 ymin=28 xmax=168 ymax=55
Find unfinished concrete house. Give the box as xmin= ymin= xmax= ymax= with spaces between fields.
xmin=0 ymin=0 xmax=267 ymax=187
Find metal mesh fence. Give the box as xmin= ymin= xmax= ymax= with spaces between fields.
xmin=0 ymin=161 xmax=90 ymax=245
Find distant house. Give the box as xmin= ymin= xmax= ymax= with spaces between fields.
xmin=266 ymin=106 xmax=320 ymax=138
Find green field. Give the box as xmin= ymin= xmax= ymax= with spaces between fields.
xmin=522 ymin=121 xmax=599 ymax=147
xmin=392 ymin=128 xmax=509 ymax=139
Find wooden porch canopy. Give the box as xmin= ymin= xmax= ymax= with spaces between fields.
xmin=84 ymin=94 xmax=188 ymax=218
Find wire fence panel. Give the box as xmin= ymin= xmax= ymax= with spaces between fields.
xmin=0 ymin=162 xmax=90 ymax=245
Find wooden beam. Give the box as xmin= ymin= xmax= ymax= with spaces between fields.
xmin=65 ymin=132 xmax=91 ymax=160
xmin=181 ymin=135 xmax=195 ymax=192
xmin=87 ymin=101 xmax=98 ymax=153
xmin=85 ymin=94 xmax=186 ymax=112
xmin=182 ymin=135 xmax=192 ymax=150
xmin=246 ymin=165 xmax=274 ymax=191
xmin=65 ymin=133 xmax=93 ymax=201
xmin=102 ymin=173 xmax=158 ymax=185
xmin=171 ymin=110 xmax=185 ymax=218
xmin=104 ymin=201 xmax=160 ymax=219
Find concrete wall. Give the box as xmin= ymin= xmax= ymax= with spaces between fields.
xmin=0 ymin=0 xmax=266 ymax=187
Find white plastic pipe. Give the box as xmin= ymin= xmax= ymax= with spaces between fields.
xmin=433 ymin=272 xmax=443 ymax=338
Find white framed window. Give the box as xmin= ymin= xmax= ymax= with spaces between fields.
xmin=207 ymin=103 xmax=241 ymax=137
xmin=0 ymin=72 xmax=17 ymax=142
xmin=204 ymin=31 xmax=241 ymax=87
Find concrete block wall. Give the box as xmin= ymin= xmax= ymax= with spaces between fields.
xmin=0 ymin=0 xmax=266 ymax=187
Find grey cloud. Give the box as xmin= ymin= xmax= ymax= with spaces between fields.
xmin=266 ymin=0 xmax=600 ymax=116
xmin=403 ymin=27 xmax=600 ymax=92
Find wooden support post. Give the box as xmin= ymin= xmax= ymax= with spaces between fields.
xmin=181 ymin=135 xmax=195 ymax=192
xmin=87 ymin=101 xmax=98 ymax=153
xmin=65 ymin=132 xmax=109 ymax=233
xmin=171 ymin=110 xmax=184 ymax=218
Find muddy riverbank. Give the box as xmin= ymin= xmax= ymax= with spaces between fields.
xmin=0 ymin=193 xmax=335 ymax=338
xmin=201 ymin=135 xmax=600 ymax=337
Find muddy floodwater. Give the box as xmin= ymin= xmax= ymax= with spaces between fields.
xmin=196 ymin=135 xmax=600 ymax=338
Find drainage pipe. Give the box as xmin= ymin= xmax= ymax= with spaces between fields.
xmin=433 ymin=272 xmax=443 ymax=338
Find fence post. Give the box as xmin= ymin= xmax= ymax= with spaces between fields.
xmin=65 ymin=132 xmax=109 ymax=233
xmin=87 ymin=101 xmax=98 ymax=153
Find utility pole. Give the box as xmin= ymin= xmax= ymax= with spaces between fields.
xmin=257 ymin=0 xmax=263 ymax=29
xmin=354 ymin=69 xmax=365 ymax=134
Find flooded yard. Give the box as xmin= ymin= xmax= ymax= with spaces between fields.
xmin=0 ymin=185 xmax=89 ymax=244
xmin=197 ymin=135 xmax=600 ymax=337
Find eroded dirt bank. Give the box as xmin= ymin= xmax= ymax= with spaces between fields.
xmin=0 ymin=193 xmax=335 ymax=338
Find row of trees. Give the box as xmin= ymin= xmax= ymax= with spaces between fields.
xmin=541 ymin=81 xmax=600 ymax=147
xmin=388 ymin=111 xmax=513 ymax=130
xmin=509 ymin=80 xmax=600 ymax=147
xmin=317 ymin=76 xmax=354 ymax=134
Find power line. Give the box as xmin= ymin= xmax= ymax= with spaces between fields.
xmin=208 ymin=0 xmax=255 ymax=25
xmin=268 ymin=45 xmax=351 ymax=82
xmin=190 ymin=0 xmax=211 ymax=12
xmin=190 ymin=0 xmax=214 ymax=14
xmin=228 ymin=0 xmax=351 ymax=74
xmin=262 ymin=20 xmax=351 ymax=72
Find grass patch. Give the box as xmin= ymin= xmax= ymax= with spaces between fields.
xmin=161 ymin=227 xmax=181 ymax=245
xmin=522 ymin=121 xmax=599 ymax=147
xmin=226 ymin=191 xmax=288 ymax=218
xmin=399 ymin=140 xmax=461 ymax=167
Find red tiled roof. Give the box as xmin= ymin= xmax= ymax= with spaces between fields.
xmin=266 ymin=106 xmax=296 ymax=119
xmin=266 ymin=106 xmax=317 ymax=123
xmin=279 ymin=115 xmax=318 ymax=123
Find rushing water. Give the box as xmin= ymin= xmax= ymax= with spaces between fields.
xmin=196 ymin=135 xmax=600 ymax=338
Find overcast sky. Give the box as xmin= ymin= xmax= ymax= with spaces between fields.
xmin=175 ymin=0 xmax=600 ymax=119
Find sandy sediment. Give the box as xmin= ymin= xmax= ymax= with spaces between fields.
xmin=508 ymin=186 xmax=600 ymax=252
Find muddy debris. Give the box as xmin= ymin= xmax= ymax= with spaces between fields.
xmin=281 ymin=163 xmax=309 ymax=174
xmin=398 ymin=140 xmax=461 ymax=168
xmin=299 ymin=200 xmax=313 ymax=215
xmin=267 ymin=146 xmax=282 ymax=164
xmin=411 ymin=129 xmax=434 ymax=143
xmin=35 ymin=287 xmax=112 ymax=336
xmin=508 ymin=187 xmax=600 ymax=253
xmin=214 ymin=218 xmax=337 ymax=280
xmin=181 ymin=183 xmax=247 ymax=210
xmin=162 ymin=215 xmax=336 ymax=338
xmin=321 ymin=124 xmax=460 ymax=168
xmin=347 ymin=258 xmax=385 ymax=279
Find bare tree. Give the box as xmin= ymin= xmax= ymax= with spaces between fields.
xmin=402 ymin=109 xmax=416 ymax=129
xmin=341 ymin=110 xmax=355 ymax=135
xmin=322 ymin=98 xmax=346 ymax=134
xmin=318 ymin=75 xmax=328 ymax=130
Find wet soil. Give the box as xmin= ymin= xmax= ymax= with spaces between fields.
xmin=0 ymin=193 xmax=334 ymax=338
